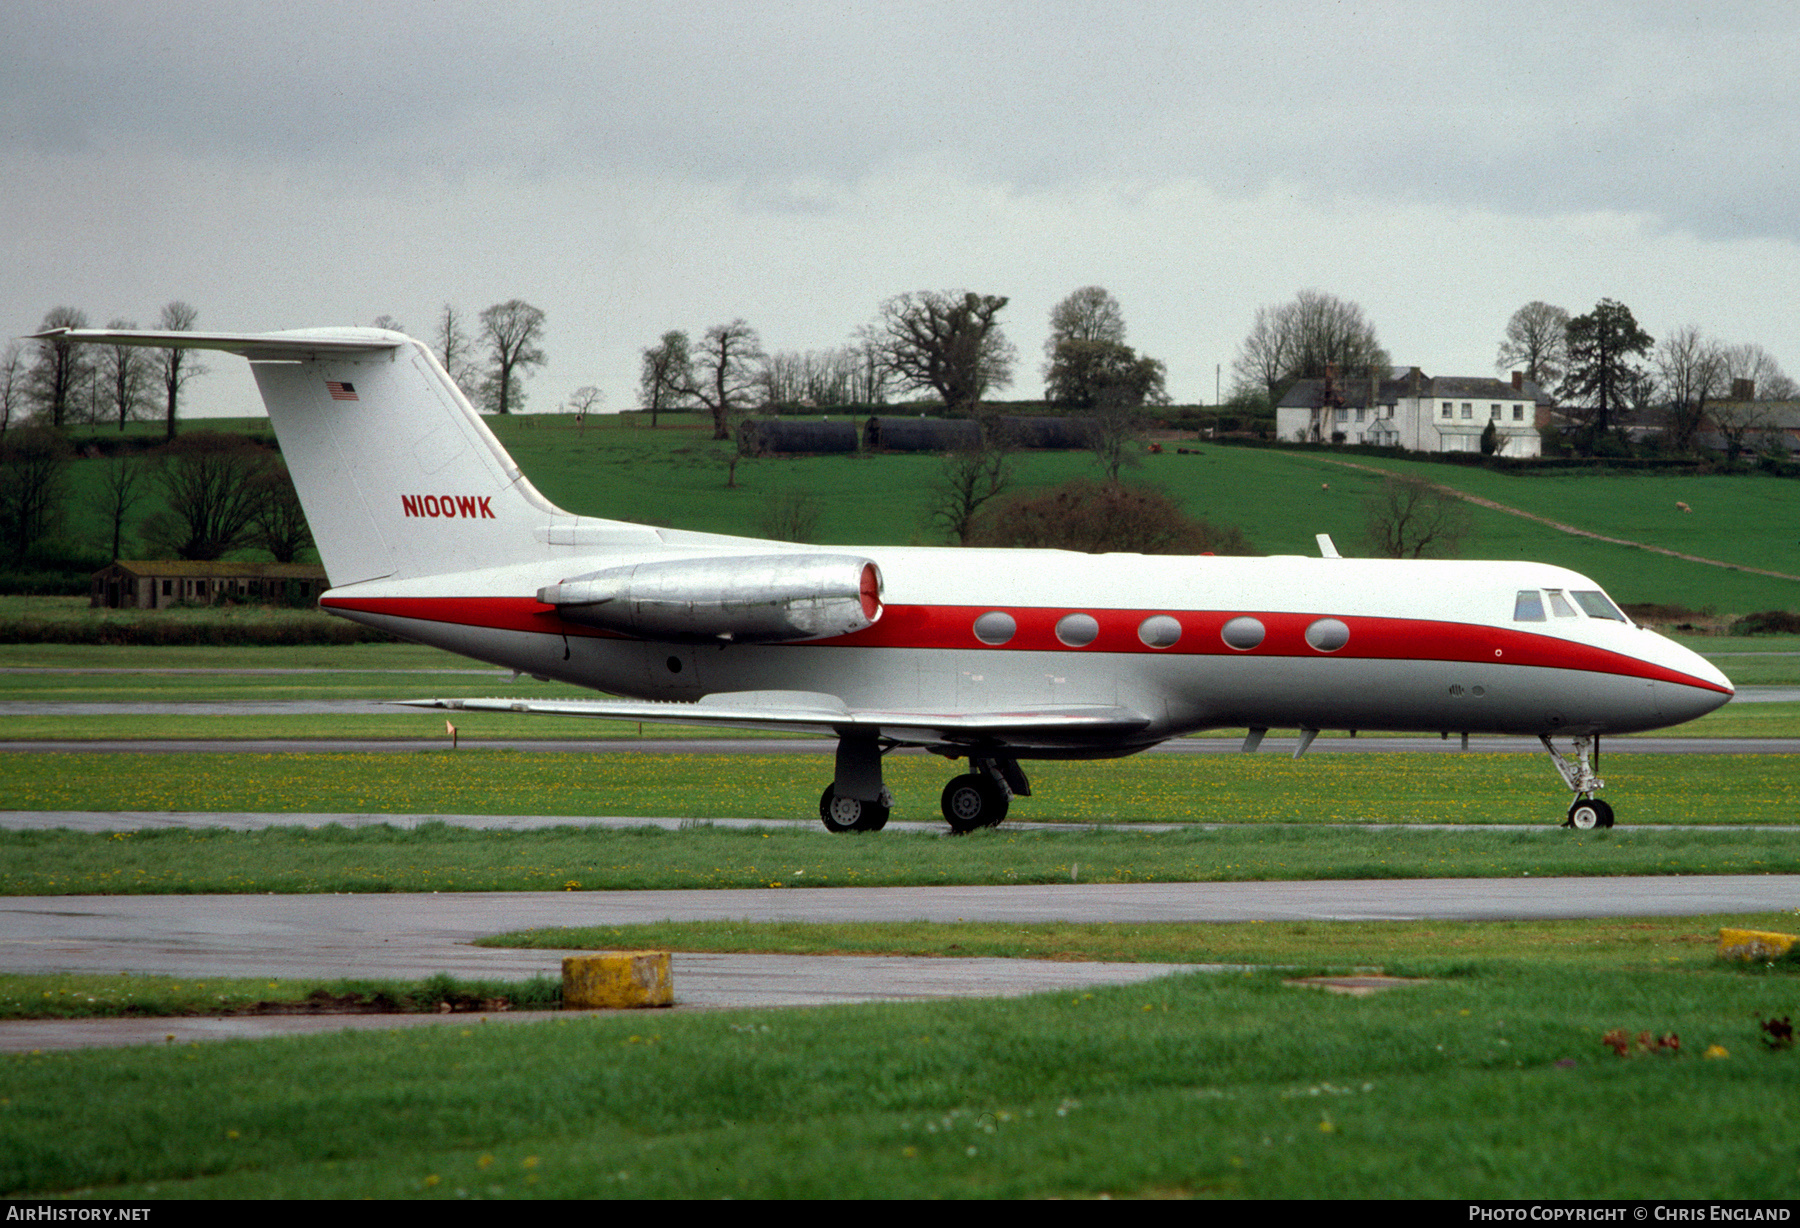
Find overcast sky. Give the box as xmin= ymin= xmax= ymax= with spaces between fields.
xmin=4 ymin=1 xmax=1797 ymax=417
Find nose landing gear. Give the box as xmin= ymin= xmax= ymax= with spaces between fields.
xmin=1542 ymin=734 xmax=1614 ymax=829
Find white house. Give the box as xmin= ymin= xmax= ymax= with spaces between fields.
xmin=1276 ymin=366 xmax=1546 ymax=458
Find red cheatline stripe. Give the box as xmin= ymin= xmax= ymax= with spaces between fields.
xmin=319 ymin=596 xmax=1728 ymax=693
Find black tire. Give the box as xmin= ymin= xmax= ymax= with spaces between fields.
xmin=941 ymin=773 xmax=1008 ymax=833
xmin=819 ymin=785 xmax=888 ymax=833
xmin=1567 ymin=797 xmax=1614 ymax=830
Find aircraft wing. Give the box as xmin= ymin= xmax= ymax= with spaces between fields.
xmin=400 ymin=691 xmax=1154 ymax=747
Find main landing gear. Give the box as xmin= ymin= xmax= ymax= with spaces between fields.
xmin=816 ymin=735 xmax=1030 ymax=834
xmin=819 ymin=784 xmax=891 ymax=833
xmin=1541 ymin=734 xmax=1615 ymax=829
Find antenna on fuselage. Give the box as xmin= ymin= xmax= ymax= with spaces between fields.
xmin=1315 ymin=534 xmax=1341 ymax=559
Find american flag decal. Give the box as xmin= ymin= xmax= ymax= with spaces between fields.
xmin=326 ymin=380 xmax=358 ymax=401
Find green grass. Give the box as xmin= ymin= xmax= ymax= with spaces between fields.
xmin=4 ymin=748 xmax=1796 ymax=825
xmin=0 ymin=632 xmax=454 ymax=670
xmin=480 ymin=911 xmax=1799 ymax=970
xmin=0 ymin=972 xmax=561 ymax=1020
xmin=8 ymin=822 xmax=1800 ymax=896
xmin=7 ymin=956 xmax=1797 ymax=1198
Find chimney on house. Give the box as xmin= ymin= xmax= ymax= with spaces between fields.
xmin=1732 ymin=378 xmax=1756 ymax=401
xmin=1511 ymin=371 xmax=1523 ymax=391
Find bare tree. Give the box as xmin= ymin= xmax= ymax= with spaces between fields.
xmin=1655 ymin=325 xmax=1726 ymax=452
xmin=1230 ymin=290 xmax=1387 ymax=406
xmin=928 ymin=440 xmax=1014 ymax=544
xmin=26 ymin=307 xmax=91 ymax=428
xmin=144 ymin=432 xmax=273 ymax=560
xmin=0 ymin=342 xmax=25 ymax=434
xmin=1720 ymin=343 xmax=1798 ymax=400
xmin=639 ymin=330 xmax=692 ymax=428
xmin=0 ymin=427 xmax=73 ymax=564
xmin=688 ymin=320 xmax=765 ymax=440
xmin=155 ymin=301 xmax=204 ymax=441
xmin=95 ymin=454 xmax=149 ymax=561
xmin=369 ymin=315 xmax=406 ymax=333
xmin=761 ymin=347 xmax=866 ymax=407
xmin=1710 ymin=400 xmax=1772 ymax=465
xmin=1495 ymin=301 xmax=1571 ymax=388
xmin=99 ymin=319 xmax=153 ymax=432
xmin=565 ymin=384 xmax=605 ymax=432
xmin=1084 ymin=398 xmax=1152 ymax=485
xmin=478 ymin=299 xmax=547 ymax=415
xmin=1363 ymin=475 xmax=1472 ymax=559
xmin=845 ymin=336 xmax=890 ymax=405
xmin=247 ymin=462 xmax=313 ymax=563
xmin=869 ymin=291 xmax=1015 ymax=415
xmin=1229 ymin=302 xmax=1295 ymax=406
xmin=433 ymin=304 xmax=480 ymax=399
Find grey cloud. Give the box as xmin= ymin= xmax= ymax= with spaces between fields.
xmin=1 ymin=1 xmax=1796 ymax=242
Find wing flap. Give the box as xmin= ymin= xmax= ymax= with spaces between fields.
xmin=399 ymin=692 xmax=1153 ymax=745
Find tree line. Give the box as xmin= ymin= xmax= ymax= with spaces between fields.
xmin=638 ymin=285 xmax=1171 ymax=440
xmin=0 ymin=296 xmax=559 ymax=581
xmin=1227 ymin=289 xmax=1796 ymax=458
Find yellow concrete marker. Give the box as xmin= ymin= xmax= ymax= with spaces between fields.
xmin=562 ymin=951 xmax=673 ymax=1009
xmin=1718 ymin=928 xmax=1797 ymax=961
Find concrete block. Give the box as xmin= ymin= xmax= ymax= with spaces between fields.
xmin=562 ymin=951 xmax=673 ymax=1009
xmin=1718 ymin=928 xmax=1797 ymax=961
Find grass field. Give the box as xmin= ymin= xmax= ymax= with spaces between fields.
xmin=7 ymin=951 xmax=1797 ymax=1199
xmin=9 ymin=820 xmax=1800 ymax=896
xmin=4 ymin=747 xmax=1797 ymax=826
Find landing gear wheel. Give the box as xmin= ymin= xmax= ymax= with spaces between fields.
xmin=941 ymin=773 xmax=1009 ymax=834
xmin=1566 ymin=797 xmax=1614 ymax=830
xmin=819 ymin=786 xmax=889 ymax=833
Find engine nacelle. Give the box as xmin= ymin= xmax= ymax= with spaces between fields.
xmin=537 ymin=554 xmax=883 ymax=643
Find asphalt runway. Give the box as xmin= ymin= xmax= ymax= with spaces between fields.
xmin=5 ymin=875 xmax=1797 ymax=1052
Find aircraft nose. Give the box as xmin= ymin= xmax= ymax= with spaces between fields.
xmin=1655 ymin=638 xmax=1733 ymax=724
xmin=1656 ymin=679 xmax=1732 ymax=725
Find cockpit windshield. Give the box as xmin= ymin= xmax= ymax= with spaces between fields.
xmin=1572 ymin=590 xmax=1627 ymax=621
xmin=1514 ymin=587 xmax=1631 ymax=625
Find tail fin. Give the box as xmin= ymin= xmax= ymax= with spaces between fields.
xmin=31 ymin=327 xmax=610 ymax=586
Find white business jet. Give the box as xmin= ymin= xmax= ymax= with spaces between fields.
xmin=37 ymin=326 xmax=1733 ymax=832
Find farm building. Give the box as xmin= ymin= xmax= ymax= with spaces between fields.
xmin=990 ymin=415 xmax=1100 ymax=449
xmin=90 ymin=561 xmax=329 ymax=610
xmin=1276 ymin=365 xmax=1547 ymax=457
xmin=862 ymin=416 xmax=983 ymax=452
xmin=736 ymin=418 xmax=859 ymax=455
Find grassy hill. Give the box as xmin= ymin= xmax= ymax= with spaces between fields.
xmin=488 ymin=414 xmax=1800 ymax=614
xmin=38 ymin=411 xmax=1800 ymax=614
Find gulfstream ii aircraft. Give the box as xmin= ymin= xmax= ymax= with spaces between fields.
xmin=38 ymin=325 xmax=1733 ymax=832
